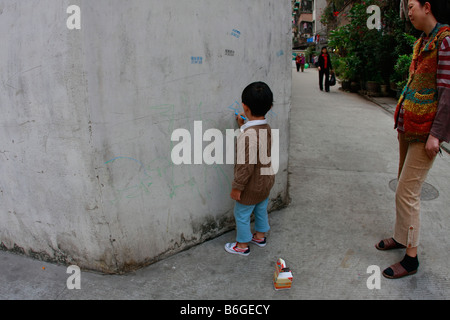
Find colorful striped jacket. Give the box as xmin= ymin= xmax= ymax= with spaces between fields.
xmin=395 ymin=23 xmax=450 ymax=142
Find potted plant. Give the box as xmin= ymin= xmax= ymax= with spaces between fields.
xmin=333 ymin=56 xmax=352 ymax=91
xmin=341 ymin=54 xmax=360 ymax=92
xmin=380 ymin=83 xmax=389 ymax=96
xmin=366 ymin=81 xmax=380 ymax=96
xmin=393 ymin=54 xmax=412 ymax=98
xmin=350 ymin=80 xmax=360 ymax=93
xmin=366 ymin=73 xmax=382 ymax=96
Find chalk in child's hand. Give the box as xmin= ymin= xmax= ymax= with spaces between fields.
xmin=235 ymin=112 xmax=247 ymax=121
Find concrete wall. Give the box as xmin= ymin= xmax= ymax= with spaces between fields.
xmin=0 ymin=0 xmax=292 ymax=273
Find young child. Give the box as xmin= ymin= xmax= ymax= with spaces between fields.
xmin=225 ymin=82 xmax=276 ymax=256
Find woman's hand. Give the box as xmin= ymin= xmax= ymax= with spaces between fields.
xmin=425 ymin=135 xmax=441 ymax=159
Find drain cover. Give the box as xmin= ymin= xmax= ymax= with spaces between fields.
xmin=389 ymin=179 xmax=439 ymax=201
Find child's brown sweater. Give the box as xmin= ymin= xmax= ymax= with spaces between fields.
xmin=232 ymin=124 xmax=275 ymax=205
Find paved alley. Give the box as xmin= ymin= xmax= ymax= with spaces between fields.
xmin=1 ymin=68 xmax=449 ymax=301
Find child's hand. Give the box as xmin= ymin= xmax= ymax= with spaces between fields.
xmin=236 ymin=113 xmax=246 ymax=128
xmin=230 ymin=188 xmax=241 ymax=201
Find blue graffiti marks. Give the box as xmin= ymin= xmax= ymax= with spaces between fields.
xmin=276 ymin=50 xmax=284 ymax=57
xmin=230 ymin=29 xmax=241 ymax=39
xmin=191 ymin=57 xmax=203 ymax=64
xmin=227 ymin=100 xmax=241 ymax=115
xmin=267 ymin=109 xmax=277 ymax=119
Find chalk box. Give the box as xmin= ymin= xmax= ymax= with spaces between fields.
xmin=273 ymin=258 xmax=293 ymax=290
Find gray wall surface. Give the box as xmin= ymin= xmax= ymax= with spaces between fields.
xmin=0 ymin=0 xmax=292 ymax=273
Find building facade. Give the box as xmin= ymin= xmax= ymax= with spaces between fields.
xmin=292 ymin=0 xmax=328 ymax=50
xmin=292 ymin=0 xmax=313 ymax=49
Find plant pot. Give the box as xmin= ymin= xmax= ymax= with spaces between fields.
xmin=350 ymin=81 xmax=360 ymax=93
xmin=390 ymin=81 xmax=397 ymax=91
xmin=341 ymin=80 xmax=351 ymax=91
xmin=380 ymin=84 xmax=389 ymax=96
xmin=366 ymin=81 xmax=380 ymax=96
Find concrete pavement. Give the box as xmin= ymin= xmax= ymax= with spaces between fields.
xmin=1 ymin=68 xmax=449 ymax=300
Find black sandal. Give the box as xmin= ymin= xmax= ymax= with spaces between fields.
xmin=375 ymin=238 xmax=406 ymax=250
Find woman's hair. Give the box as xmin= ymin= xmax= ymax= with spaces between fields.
xmin=417 ymin=0 xmax=450 ymax=24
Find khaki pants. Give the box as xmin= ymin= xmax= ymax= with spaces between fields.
xmin=394 ymin=133 xmax=436 ymax=248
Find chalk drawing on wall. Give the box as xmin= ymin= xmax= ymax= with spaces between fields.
xmin=103 ymin=101 xmax=236 ymax=206
xmin=230 ymin=29 xmax=241 ymax=39
xmin=104 ymin=154 xmax=233 ymax=206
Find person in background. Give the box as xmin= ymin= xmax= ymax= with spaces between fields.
xmin=295 ymin=54 xmax=301 ymax=72
xmin=318 ymin=47 xmax=333 ymax=92
xmin=300 ymin=54 xmax=306 ymax=72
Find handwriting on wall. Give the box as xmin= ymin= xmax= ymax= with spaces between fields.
xmin=225 ymin=49 xmax=235 ymax=57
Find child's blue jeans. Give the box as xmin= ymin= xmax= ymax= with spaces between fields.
xmin=234 ymin=198 xmax=270 ymax=243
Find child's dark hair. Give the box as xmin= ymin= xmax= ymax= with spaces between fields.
xmin=418 ymin=0 xmax=450 ymax=24
xmin=241 ymin=82 xmax=273 ymax=117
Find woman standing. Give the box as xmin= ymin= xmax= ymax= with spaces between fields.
xmin=296 ymin=54 xmax=301 ymax=72
xmin=376 ymin=0 xmax=450 ymax=279
xmin=318 ymin=47 xmax=333 ymax=92
xmin=300 ymin=54 xmax=306 ymax=72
